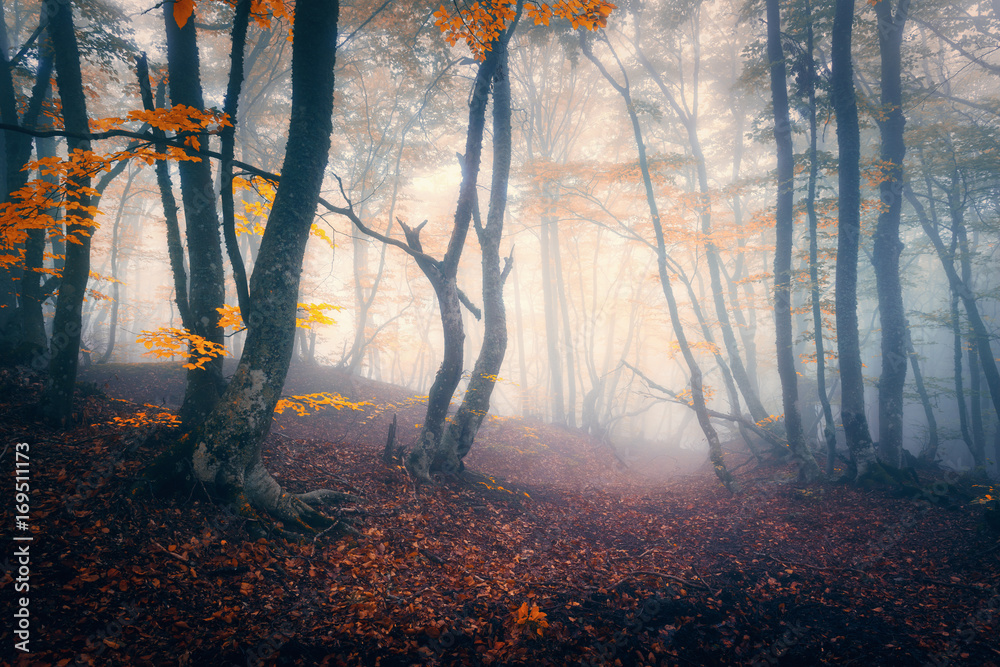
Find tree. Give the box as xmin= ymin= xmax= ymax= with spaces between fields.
xmin=766 ymin=0 xmax=821 ymax=481
xmin=830 ymin=0 xmax=878 ymax=478
xmin=582 ymin=31 xmax=739 ymax=493
xmin=795 ymin=0 xmax=840 ymax=475
xmin=150 ymin=0 xmax=345 ymax=530
xmin=395 ymin=29 xmax=509 ymax=479
xmin=0 ymin=3 xmax=54 ymax=368
xmin=630 ymin=0 xmax=771 ymax=428
xmin=43 ymin=0 xmax=95 ymax=424
xmin=164 ymin=0 xmax=227 ymax=428
xmin=439 ymin=40 xmax=514 ymax=471
xmin=871 ymin=0 xmax=911 ymax=468
xmin=335 ymin=0 xmax=614 ymax=480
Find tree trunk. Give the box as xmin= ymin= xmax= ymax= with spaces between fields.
xmin=539 ymin=202 xmax=565 ymax=423
xmin=404 ymin=42 xmax=506 ymax=480
xmin=170 ymin=0 xmax=342 ymax=530
xmin=220 ymin=0 xmax=253 ymax=327
xmin=136 ymin=59 xmax=193 ymax=332
xmin=1 ymin=21 xmax=52 ymax=364
xmin=802 ymin=0 xmax=839 ymax=476
xmin=831 ymin=0 xmax=878 ymax=477
xmin=582 ymin=36 xmax=738 ymax=492
xmin=164 ymin=2 xmax=227 ymax=428
xmin=767 ymin=0 xmax=821 ymax=481
xmin=550 ymin=212 xmax=576 ymax=427
xmin=904 ymin=321 xmax=939 ymax=461
xmin=954 ymin=209 xmax=986 ymax=468
xmin=950 ymin=288 xmax=975 ymax=459
xmin=439 ymin=46 xmax=513 ymax=471
xmin=511 ymin=258 xmax=531 ymax=417
xmin=872 ymin=0 xmax=911 ymax=468
xmin=43 ymin=0 xmax=93 ymax=425
xmin=98 ymin=167 xmax=139 ymax=364
xmin=905 ymin=184 xmax=1000 ymax=438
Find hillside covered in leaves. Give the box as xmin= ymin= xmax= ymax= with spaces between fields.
xmin=2 ymin=363 xmax=997 ymax=666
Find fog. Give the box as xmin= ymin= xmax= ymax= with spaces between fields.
xmin=5 ymin=0 xmax=999 ymax=479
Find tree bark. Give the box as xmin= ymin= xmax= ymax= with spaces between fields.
xmin=43 ymin=0 xmax=93 ymax=425
xmin=178 ymin=0 xmax=342 ymax=530
xmin=404 ymin=41 xmax=507 ymax=480
xmin=871 ymin=0 xmax=911 ymax=467
xmin=164 ymin=1 xmax=227 ymax=428
xmin=831 ymin=0 xmax=878 ymax=477
xmin=439 ymin=45 xmax=513 ymax=471
xmin=801 ymin=0 xmax=839 ymax=476
xmin=767 ymin=0 xmax=821 ymax=481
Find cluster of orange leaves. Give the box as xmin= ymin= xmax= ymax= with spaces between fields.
xmin=173 ymin=0 xmax=292 ymax=31
xmin=433 ymin=0 xmax=615 ymax=59
xmin=0 ymin=106 xmax=230 ymax=271
xmin=136 ymin=327 xmax=229 ymax=370
xmin=232 ymin=175 xmax=334 ymax=247
xmin=109 ymin=406 xmax=183 ymax=429
xmin=512 ymin=601 xmax=549 ymax=636
xmin=216 ymin=302 xmax=341 ymax=331
xmin=972 ymin=485 xmax=996 ymax=505
xmin=274 ymin=392 xmax=369 ymax=417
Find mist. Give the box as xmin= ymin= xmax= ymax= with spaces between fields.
xmin=1 ymin=0 xmax=998 ymax=664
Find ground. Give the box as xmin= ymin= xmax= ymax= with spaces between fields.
xmin=1 ymin=362 xmax=997 ymax=666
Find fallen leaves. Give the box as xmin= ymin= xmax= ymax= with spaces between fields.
xmin=9 ymin=363 xmax=999 ymax=666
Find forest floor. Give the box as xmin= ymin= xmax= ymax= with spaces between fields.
xmin=2 ymin=362 xmax=998 ymax=666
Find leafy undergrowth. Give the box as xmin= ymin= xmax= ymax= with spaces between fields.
xmin=3 ymin=364 xmax=997 ymax=666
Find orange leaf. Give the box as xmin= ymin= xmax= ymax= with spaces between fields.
xmin=173 ymin=0 xmax=196 ymax=29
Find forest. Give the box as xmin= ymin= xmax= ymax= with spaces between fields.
xmin=0 ymin=0 xmax=998 ymax=664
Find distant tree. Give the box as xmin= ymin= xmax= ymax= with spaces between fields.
xmin=335 ymin=0 xmax=615 ymax=480
xmin=582 ymin=31 xmax=739 ymax=492
xmin=439 ymin=39 xmax=514 ymax=472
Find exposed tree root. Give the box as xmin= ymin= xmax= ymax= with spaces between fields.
xmin=296 ymin=489 xmax=362 ymax=506
xmin=238 ymin=464 xmax=363 ymax=537
xmin=138 ymin=436 xmax=362 ymax=539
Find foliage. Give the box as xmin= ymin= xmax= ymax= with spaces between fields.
xmin=513 ymin=600 xmax=550 ymax=636
xmin=109 ymin=405 xmax=183 ymax=429
xmin=433 ymin=0 xmax=616 ymax=59
xmin=215 ymin=303 xmax=340 ymax=331
xmin=273 ymin=392 xmax=370 ymax=417
xmin=0 ymin=105 xmax=230 ymax=271
xmin=136 ymin=327 xmax=230 ymax=370
xmin=5 ymin=366 xmax=998 ymax=666
xmin=173 ymin=0 xmax=292 ymax=30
